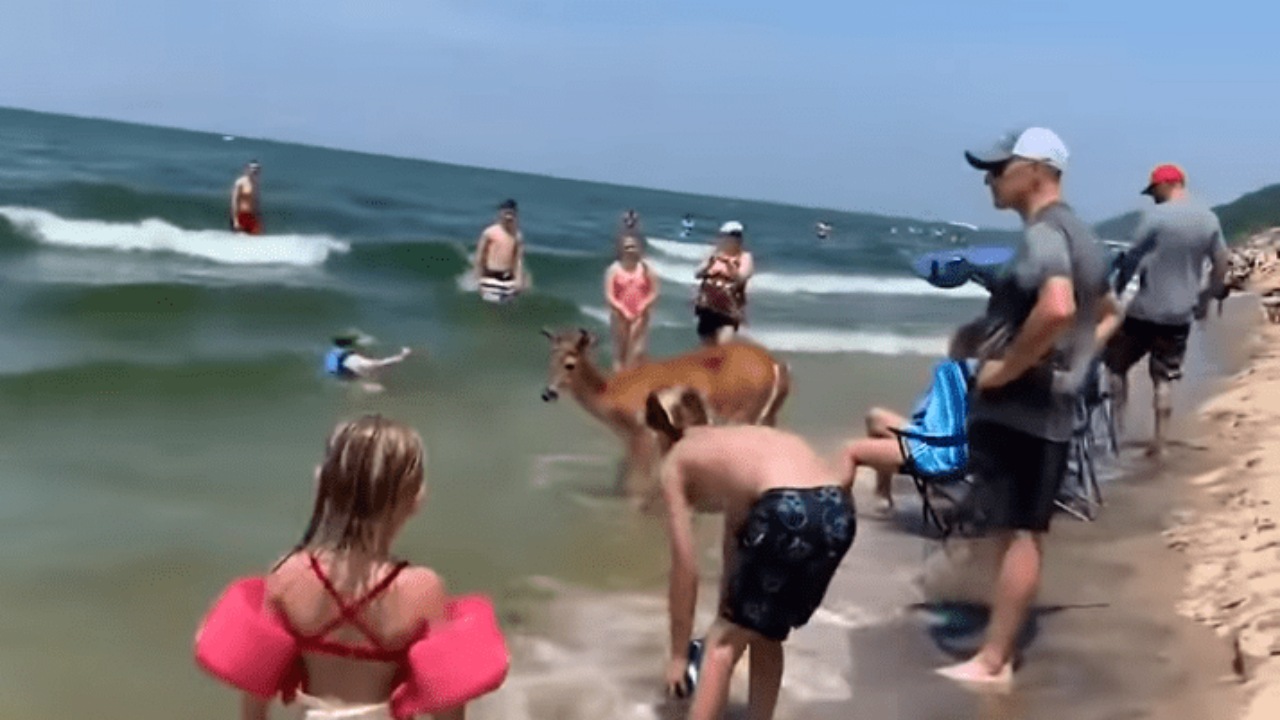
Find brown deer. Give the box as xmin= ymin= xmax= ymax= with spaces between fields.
xmin=540 ymin=328 xmax=790 ymax=496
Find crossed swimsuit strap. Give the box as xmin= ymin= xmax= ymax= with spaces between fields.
xmin=299 ymin=554 xmax=411 ymax=661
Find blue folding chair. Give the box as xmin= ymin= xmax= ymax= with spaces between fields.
xmin=890 ymin=359 xmax=976 ymax=537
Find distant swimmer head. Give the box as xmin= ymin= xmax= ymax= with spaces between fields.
xmin=497 ymin=198 xmax=519 ymax=225
xmin=622 ymin=208 xmax=639 ymax=228
xmin=296 ymin=415 xmax=427 ymax=553
xmin=644 ymin=386 xmax=711 ymax=449
xmin=332 ymin=328 xmax=368 ymax=348
xmin=246 ymin=160 xmax=261 ymax=175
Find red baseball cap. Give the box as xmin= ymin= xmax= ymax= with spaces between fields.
xmin=1141 ymin=164 xmax=1186 ymax=195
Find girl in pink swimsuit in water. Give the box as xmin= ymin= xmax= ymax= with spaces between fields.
xmin=604 ymin=234 xmax=660 ymax=370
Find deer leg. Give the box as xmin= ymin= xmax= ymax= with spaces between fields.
xmin=622 ymin=426 xmax=660 ymax=497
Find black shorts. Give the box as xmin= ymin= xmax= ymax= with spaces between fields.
xmin=695 ymin=307 xmax=739 ymax=339
xmin=967 ymin=421 xmax=1069 ymax=533
xmin=1103 ymin=316 xmax=1190 ymax=383
xmin=723 ymin=486 xmax=856 ymax=641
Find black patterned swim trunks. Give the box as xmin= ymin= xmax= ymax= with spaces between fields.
xmin=723 ymin=486 xmax=856 ymax=641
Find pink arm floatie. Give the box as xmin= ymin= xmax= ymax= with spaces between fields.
xmin=193 ymin=577 xmax=302 ymax=700
xmin=390 ymin=595 xmax=511 ymax=719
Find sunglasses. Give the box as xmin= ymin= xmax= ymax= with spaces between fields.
xmin=987 ymin=157 xmax=1050 ymax=179
xmin=986 ymin=159 xmax=1016 ymax=179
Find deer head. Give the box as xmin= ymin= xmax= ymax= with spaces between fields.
xmin=541 ymin=327 xmax=597 ymax=402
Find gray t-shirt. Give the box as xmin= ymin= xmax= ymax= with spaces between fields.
xmin=1119 ymin=197 xmax=1229 ymax=326
xmin=968 ymin=203 xmax=1111 ymax=443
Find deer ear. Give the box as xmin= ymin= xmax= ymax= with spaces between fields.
xmin=577 ymin=328 xmax=596 ymax=348
xmin=678 ymin=389 xmax=711 ymax=427
xmin=644 ymin=391 xmax=679 ymax=439
xmin=540 ymin=327 xmax=555 ymax=340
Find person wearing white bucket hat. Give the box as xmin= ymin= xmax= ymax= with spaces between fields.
xmin=693 ymin=221 xmax=754 ymax=345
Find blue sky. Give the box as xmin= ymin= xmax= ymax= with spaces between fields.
xmin=2 ymin=1 xmax=1277 ymax=227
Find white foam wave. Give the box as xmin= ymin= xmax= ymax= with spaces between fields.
xmin=579 ymin=306 xmax=948 ymax=356
xmin=644 ymin=255 xmax=988 ymax=299
xmin=740 ymin=327 xmax=949 ymax=356
xmin=647 ymin=236 xmax=712 ymax=261
xmin=0 ymin=206 xmax=348 ymax=267
xmin=525 ymin=242 xmax=599 ymax=259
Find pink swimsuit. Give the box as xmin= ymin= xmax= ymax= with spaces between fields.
xmin=611 ymin=263 xmax=653 ymax=317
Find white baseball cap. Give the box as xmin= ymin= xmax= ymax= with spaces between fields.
xmin=718 ymin=221 xmax=745 ymax=235
xmin=965 ymin=127 xmax=1069 ymax=172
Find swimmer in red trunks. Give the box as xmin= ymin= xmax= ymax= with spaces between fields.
xmin=231 ymin=160 xmax=262 ymax=235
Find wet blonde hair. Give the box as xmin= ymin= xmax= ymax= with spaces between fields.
xmin=294 ymin=415 xmax=426 ymax=553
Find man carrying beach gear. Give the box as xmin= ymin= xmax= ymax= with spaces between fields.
xmin=1104 ymin=164 xmax=1230 ymax=458
xmin=643 ymin=387 xmax=856 ymax=720
xmin=938 ymin=127 xmax=1116 ymax=690
xmin=324 ymin=332 xmax=412 ymax=393
xmin=694 ymin=221 xmax=754 ymax=345
xmin=230 ymin=160 xmax=262 ymax=235
xmin=474 ymin=198 xmax=526 ymax=303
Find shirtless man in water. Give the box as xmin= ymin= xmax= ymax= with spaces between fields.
xmin=230 ymin=161 xmax=262 ymax=235
xmin=644 ymin=387 xmax=856 ymax=720
xmin=474 ymin=198 xmax=526 ymax=302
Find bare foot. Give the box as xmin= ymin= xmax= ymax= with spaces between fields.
xmin=935 ymin=658 xmax=1013 ymax=693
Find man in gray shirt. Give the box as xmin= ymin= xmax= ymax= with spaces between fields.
xmin=1104 ymin=164 xmax=1230 ymax=457
xmin=938 ymin=128 xmax=1119 ymax=690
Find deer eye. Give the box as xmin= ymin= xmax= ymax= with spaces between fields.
xmin=564 ymin=359 xmax=578 ymax=370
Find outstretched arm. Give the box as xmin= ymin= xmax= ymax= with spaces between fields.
xmin=343 ymin=348 xmax=412 ymax=377
xmin=662 ymin=458 xmax=698 ymax=669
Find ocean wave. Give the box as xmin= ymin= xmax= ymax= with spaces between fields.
xmin=580 ymin=305 xmax=948 ymax=356
xmin=0 ymin=207 xmax=348 ymax=267
xmin=643 ymin=254 xmax=989 ymax=299
xmin=340 ymin=239 xmax=469 ymax=280
xmin=0 ymin=352 xmax=321 ymax=395
xmin=740 ymin=327 xmax=949 ymax=356
xmin=20 ymin=280 xmax=358 ymax=330
xmin=647 ymin=236 xmax=711 ymax=261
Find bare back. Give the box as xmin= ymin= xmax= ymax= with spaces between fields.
xmin=663 ymin=425 xmax=846 ymax=519
xmin=266 ymin=552 xmax=445 ymax=703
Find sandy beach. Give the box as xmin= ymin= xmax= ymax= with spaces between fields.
xmin=1162 ymin=242 xmax=1280 ymax=720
